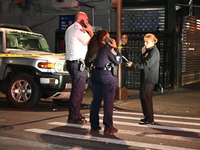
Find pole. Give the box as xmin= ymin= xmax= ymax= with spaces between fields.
xmin=115 ymin=0 xmax=128 ymax=100
xmin=117 ymin=0 xmax=122 ymax=100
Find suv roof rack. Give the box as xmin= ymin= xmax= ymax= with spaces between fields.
xmin=0 ymin=24 xmax=31 ymax=32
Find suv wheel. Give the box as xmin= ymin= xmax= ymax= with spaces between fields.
xmin=6 ymin=73 xmax=41 ymax=109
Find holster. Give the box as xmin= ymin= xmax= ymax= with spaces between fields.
xmin=105 ymin=63 xmax=118 ymax=76
xmin=79 ymin=58 xmax=85 ymax=72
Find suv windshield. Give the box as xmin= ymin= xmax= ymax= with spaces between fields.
xmin=6 ymin=31 xmax=50 ymax=52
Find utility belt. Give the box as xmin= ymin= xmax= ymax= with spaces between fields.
xmin=66 ymin=58 xmax=85 ymax=72
xmin=66 ymin=60 xmax=79 ymax=63
xmin=90 ymin=63 xmax=118 ymax=76
xmin=90 ymin=66 xmax=108 ymax=71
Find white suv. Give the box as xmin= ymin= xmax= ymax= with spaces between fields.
xmin=0 ymin=24 xmax=76 ymax=108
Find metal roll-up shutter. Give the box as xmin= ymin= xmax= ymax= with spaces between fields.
xmin=182 ymin=16 xmax=200 ymax=85
xmin=121 ymin=7 xmax=167 ymax=89
xmin=122 ymin=7 xmax=165 ymax=32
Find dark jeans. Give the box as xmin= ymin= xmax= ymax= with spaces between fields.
xmin=139 ymin=82 xmax=155 ymax=122
xmin=66 ymin=61 xmax=87 ymax=119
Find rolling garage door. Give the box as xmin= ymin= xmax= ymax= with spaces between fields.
xmin=182 ymin=16 xmax=200 ymax=85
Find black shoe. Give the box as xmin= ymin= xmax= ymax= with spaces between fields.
xmin=67 ymin=117 xmax=87 ymax=125
xmin=140 ymin=118 xmax=147 ymax=122
xmin=139 ymin=121 xmax=154 ymax=125
xmin=91 ymin=126 xmax=102 ymax=131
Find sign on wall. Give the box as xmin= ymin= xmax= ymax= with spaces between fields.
xmin=59 ymin=15 xmax=75 ymax=32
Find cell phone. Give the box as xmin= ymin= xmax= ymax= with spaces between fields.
xmin=80 ymin=20 xmax=87 ymax=28
xmin=105 ymin=37 xmax=112 ymax=45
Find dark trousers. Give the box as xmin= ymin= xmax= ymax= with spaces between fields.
xmin=90 ymin=71 xmax=118 ymax=131
xmin=139 ymin=82 xmax=155 ymax=122
xmin=66 ymin=62 xmax=87 ymax=119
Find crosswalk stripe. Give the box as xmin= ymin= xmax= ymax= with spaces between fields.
xmin=113 ymin=111 xmax=200 ymax=121
xmin=47 ymin=122 xmax=200 ymax=142
xmin=112 ymin=120 xmax=200 ymax=133
xmin=25 ymin=128 xmax=196 ymax=150
xmin=81 ymin=116 xmax=200 ymax=133
xmin=84 ymin=114 xmax=200 ymax=126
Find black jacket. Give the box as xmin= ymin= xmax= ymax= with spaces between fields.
xmin=133 ymin=45 xmax=160 ymax=84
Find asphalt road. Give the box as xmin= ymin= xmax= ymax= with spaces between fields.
xmin=0 ymin=88 xmax=200 ymax=150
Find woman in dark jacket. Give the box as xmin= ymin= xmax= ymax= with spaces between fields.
xmin=126 ymin=33 xmax=160 ymax=125
xmin=85 ymin=29 xmax=122 ymax=134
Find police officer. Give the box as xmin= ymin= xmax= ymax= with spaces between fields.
xmin=121 ymin=34 xmax=129 ymax=88
xmin=85 ymin=29 xmax=122 ymax=134
xmin=65 ymin=12 xmax=93 ymax=124
xmin=126 ymin=33 xmax=160 ymax=125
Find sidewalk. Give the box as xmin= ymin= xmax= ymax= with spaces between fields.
xmin=83 ymin=82 xmax=200 ymax=118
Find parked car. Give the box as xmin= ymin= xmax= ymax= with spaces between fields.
xmin=0 ymin=24 xmax=89 ymax=108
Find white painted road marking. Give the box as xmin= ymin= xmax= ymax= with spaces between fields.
xmin=84 ymin=114 xmax=200 ymax=126
xmin=112 ymin=120 xmax=200 ymax=133
xmin=113 ymin=111 xmax=200 ymax=121
xmin=25 ymin=128 xmax=196 ymax=150
xmin=47 ymin=122 xmax=200 ymax=142
xmin=80 ymin=117 xmax=200 ymax=133
xmin=24 ymin=111 xmax=200 ymax=150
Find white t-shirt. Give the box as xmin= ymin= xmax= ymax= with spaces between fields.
xmin=65 ymin=22 xmax=90 ymax=60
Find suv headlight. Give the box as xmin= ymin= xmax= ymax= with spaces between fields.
xmin=55 ymin=62 xmax=63 ymax=72
xmin=37 ymin=62 xmax=64 ymax=72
